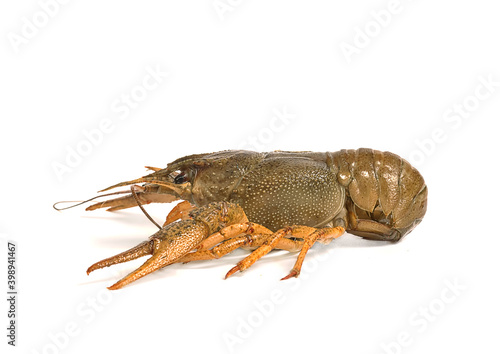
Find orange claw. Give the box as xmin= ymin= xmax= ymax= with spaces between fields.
xmin=87 ymin=202 xmax=248 ymax=289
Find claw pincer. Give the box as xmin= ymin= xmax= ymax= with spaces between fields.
xmin=87 ymin=202 xmax=248 ymax=290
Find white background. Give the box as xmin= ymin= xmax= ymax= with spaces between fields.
xmin=1 ymin=1 xmax=500 ymax=353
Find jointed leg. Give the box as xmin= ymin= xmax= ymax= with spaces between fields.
xmin=281 ymin=226 xmax=344 ymax=280
xmin=225 ymin=228 xmax=291 ymax=278
xmin=196 ymin=222 xmax=274 ymax=251
xmin=163 ymin=200 xmax=196 ymax=226
xmin=179 ymin=234 xmax=270 ymax=263
xmin=178 ymin=233 xmax=306 ymax=264
xmin=224 ymin=225 xmax=344 ymax=279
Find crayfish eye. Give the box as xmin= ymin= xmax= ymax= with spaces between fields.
xmin=174 ymin=173 xmax=187 ymax=184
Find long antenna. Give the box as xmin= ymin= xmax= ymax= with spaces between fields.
xmin=53 ymin=191 xmax=132 ymax=211
xmin=129 ymin=186 xmax=162 ymax=230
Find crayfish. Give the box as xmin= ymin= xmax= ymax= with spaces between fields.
xmin=56 ymin=149 xmax=427 ymax=290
